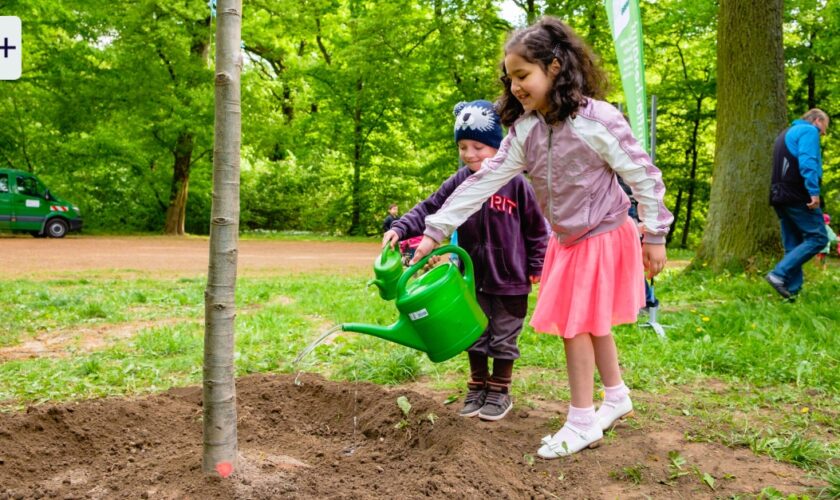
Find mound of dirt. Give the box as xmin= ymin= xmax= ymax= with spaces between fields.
xmin=0 ymin=374 xmax=818 ymax=499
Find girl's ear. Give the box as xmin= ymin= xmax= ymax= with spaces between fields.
xmin=548 ymin=59 xmax=561 ymax=76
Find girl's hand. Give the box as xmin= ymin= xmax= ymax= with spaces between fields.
xmin=642 ymin=243 xmax=667 ymax=279
xmin=529 ymin=274 xmax=541 ymax=284
xmin=409 ymin=236 xmax=438 ymax=265
xmin=382 ymin=230 xmax=400 ymax=249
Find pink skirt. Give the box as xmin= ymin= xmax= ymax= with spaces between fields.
xmin=530 ymin=217 xmax=645 ymax=338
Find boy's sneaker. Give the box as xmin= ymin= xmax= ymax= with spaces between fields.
xmin=459 ymin=388 xmax=486 ymax=417
xmin=595 ymin=396 xmax=634 ymax=431
xmin=478 ymin=391 xmax=512 ymax=421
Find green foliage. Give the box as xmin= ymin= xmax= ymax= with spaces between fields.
xmin=2 ymin=0 xmax=839 ymax=240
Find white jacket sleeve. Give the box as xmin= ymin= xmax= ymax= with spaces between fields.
xmin=424 ymin=118 xmax=533 ymax=242
xmin=571 ymin=111 xmax=673 ymax=244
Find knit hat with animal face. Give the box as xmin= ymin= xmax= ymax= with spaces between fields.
xmin=453 ymin=100 xmax=503 ymax=149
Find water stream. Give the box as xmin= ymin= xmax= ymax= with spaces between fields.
xmin=292 ymin=323 xmax=358 ymax=455
xmin=293 ymin=324 xmax=344 ymax=385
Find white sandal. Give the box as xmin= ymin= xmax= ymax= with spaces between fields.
xmin=595 ymin=397 xmax=634 ymax=431
xmin=537 ymin=422 xmax=603 ymax=459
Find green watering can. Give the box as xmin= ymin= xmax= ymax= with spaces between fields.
xmin=367 ymin=244 xmax=403 ymax=300
xmin=344 ymin=245 xmax=488 ymax=363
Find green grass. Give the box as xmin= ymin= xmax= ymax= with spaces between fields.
xmin=1 ymin=251 xmax=838 ymax=484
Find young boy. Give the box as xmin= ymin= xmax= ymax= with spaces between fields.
xmin=383 ymin=100 xmax=548 ymax=421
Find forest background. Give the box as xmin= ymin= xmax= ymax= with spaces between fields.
xmin=2 ymin=0 xmax=838 ymax=247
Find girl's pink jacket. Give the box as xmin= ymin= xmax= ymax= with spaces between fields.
xmin=425 ymin=98 xmax=673 ymax=246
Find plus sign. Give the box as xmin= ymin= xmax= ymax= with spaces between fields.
xmin=1 ymin=37 xmax=16 ymax=58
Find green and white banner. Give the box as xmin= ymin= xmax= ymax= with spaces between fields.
xmin=605 ymin=0 xmax=648 ymax=150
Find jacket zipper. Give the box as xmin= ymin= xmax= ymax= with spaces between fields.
xmin=546 ymin=126 xmax=554 ymax=227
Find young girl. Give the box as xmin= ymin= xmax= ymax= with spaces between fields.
xmin=384 ymin=99 xmax=548 ymax=421
xmin=411 ymin=17 xmax=673 ymax=457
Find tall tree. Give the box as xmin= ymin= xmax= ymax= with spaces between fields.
xmin=203 ymin=0 xmax=241 ymax=477
xmin=697 ymin=0 xmax=787 ymax=270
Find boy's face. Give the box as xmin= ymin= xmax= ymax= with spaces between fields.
xmin=458 ymin=139 xmax=497 ymax=172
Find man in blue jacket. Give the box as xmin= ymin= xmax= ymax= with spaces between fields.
xmin=766 ymin=108 xmax=830 ymax=301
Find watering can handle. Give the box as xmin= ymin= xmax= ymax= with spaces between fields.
xmin=396 ymin=245 xmax=474 ymax=297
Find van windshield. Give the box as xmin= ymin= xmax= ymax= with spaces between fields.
xmin=16 ymin=175 xmax=47 ymax=198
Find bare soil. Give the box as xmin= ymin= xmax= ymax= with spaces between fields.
xmin=0 ymin=236 xmax=823 ymax=498
xmin=0 ymin=374 xmax=820 ymax=499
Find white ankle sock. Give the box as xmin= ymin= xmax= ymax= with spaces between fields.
xmin=567 ymin=404 xmax=596 ymax=430
xmin=603 ymin=382 xmax=630 ymax=403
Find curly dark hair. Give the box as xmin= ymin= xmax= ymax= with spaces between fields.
xmin=497 ymin=17 xmax=609 ymax=127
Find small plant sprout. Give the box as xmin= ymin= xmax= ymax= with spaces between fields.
xmin=443 ymin=394 xmax=459 ymax=405
xmin=426 ymin=412 xmax=437 ymax=425
xmin=668 ymin=450 xmax=689 ymax=480
xmin=396 ymin=396 xmax=411 ymax=417
xmin=701 ymin=472 xmax=715 ymax=490
xmin=523 ymin=453 xmax=535 ymax=467
xmin=394 ymin=396 xmax=412 ymax=431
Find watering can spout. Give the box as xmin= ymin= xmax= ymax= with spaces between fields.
xmin=342 ymin=317 xmax=426 ymax=352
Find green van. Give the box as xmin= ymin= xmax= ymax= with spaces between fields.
xmin=0 ymin=168 xmax=83 ymax=238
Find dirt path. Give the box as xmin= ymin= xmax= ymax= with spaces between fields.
xmin=1 ymin=235 xmax=689 ymax=279
xmin=0 ymin=235 xmax=382 ymax=278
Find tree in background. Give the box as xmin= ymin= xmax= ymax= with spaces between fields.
xmin=697 ymin=0 xmax=787 ymax=270
xmin=1 ymin=0 xmax=837 ymax=240
xmin=203 ymin=0 xmax=241 ymax=477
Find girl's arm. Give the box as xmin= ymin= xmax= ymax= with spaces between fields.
xmin=519 ymin=180 xmax=549 ymax=279
xmin=421 ymin=117 xmax=535 ymax=246
xmin=579 ymin=104 xmax=673 ymax=244
xmin=385 ymin=169 xmax=470 ymax=247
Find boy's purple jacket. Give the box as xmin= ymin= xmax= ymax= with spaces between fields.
xmin=391 ymin=167 xmax=548 ymax=296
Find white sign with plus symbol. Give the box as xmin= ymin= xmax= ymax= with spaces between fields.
xmin=0 ymin=16 xmax=21 ymax=80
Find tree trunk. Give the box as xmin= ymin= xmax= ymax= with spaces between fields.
xmin=697 ymin=0 xmax=787 ymax=271
xmin=203 ymin=0 xmax=241 ymax=477
xmin=163 ymin=18 xmax=210 ymax=236
xmin=681 ymin=95 xmax=705 ymax=248
xmin=163 ymin=132 xmax=193 ymax=235
xmin=348 ymin=78 xmax=363 ymax=235
xmin=667 ymin=187 xmax=683 ymax=246
xmin=806 ymin=68 xmax=815 ymax=110
xmin=806 ymin=31 xmax=816 ymax=109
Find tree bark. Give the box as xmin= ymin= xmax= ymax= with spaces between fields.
xmin=203 ymin=0 xmax=241 ymax=477
xmin=697 ymin=0 xmax=787 ymax=271
xmin=348 ymin=78 xmax=363 ymax=235
xmin=163 ymin=17 xmax=211 ymax=236
xmin=681 ymin=95 xmax=705 ymax=248
xmin=668 ymin=187 xmax=683 ymax=246
xmin=163 ymin=132 xmax=193 ymax=235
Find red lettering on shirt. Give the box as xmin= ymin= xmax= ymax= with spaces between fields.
xmin=489 ymin=195 xmax=517 ymax=214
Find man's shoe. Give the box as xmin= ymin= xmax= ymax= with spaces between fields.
xmin=459 ymin=388 xmax=486 ymax=417
xmin=765 ymin=273 xmax=791 ymax=299
xmin=477 ymin=391 xmax=512 ymax=421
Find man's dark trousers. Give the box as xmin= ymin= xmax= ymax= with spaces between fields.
xmin=770 ymin=204 xmax=828 ymax=294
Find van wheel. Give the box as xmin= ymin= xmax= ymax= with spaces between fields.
xmin=46 ymin=219 xmax=68 ymax=238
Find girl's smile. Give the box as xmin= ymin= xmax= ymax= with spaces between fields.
xmin=504 ymin=52 xmax=555 ymax=115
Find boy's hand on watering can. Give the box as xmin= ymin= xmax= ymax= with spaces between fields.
xmin=409 ymin=236 xmax=437 ymax=265
xmin=642 ymin=243 xmax=666 ymax=280
xmin=382 ymin=230 xmax=400 ymax=249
